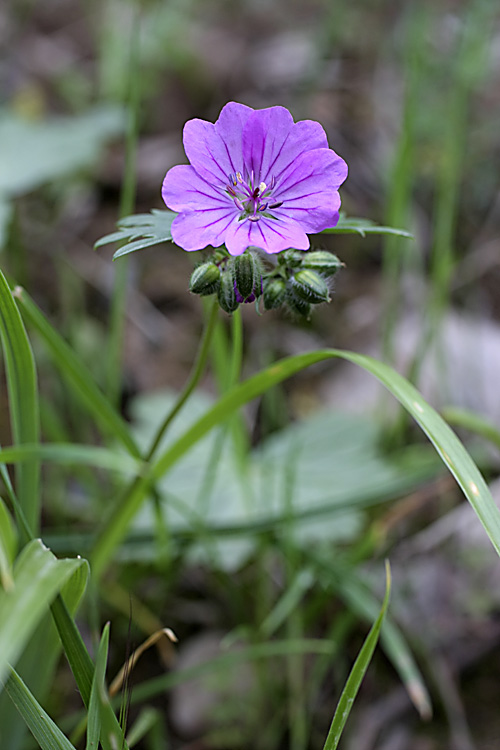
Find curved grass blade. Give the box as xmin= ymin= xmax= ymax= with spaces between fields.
xmin=0 ymin=497 xmax=17 ymax=591
xmin=0 ymin=443 xmax=144 ymax=475
xmin=322 ymin=562 xmax=391 ymax=750
xmin=91 ymin=348 xmax=500 ymax=575
xmin=13 ymin=287 xmax=140 ymax=458
xmin=0 ymin=539 xmax=88 ymax=689
xmin=0 ymin=270 xmax=40 ymax=532
xmin=4 ymin=666 xmax=77 ymax=750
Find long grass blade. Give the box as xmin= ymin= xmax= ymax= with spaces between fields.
xmin=91 ymin=348 xmax=500 ymax=575
xmin=0 ymin=270 xmax=40 ymax=532
xmin=321 ymin=562 xmax=392 ymax=750
xmin=86 ymin=623 xmax=110 ymax=750
xmin=0 ymin=443 xmax=144 ymax=475
xmin=4 ymin=666 xmax=77 ymax=750
xmin=13 ymin=287 xmax=140 ymax=458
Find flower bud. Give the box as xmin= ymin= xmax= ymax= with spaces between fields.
xmin=290 ymin=269 xmax=330 ymax=304
xmin=189 ymin=262 xmax=221 ymax=296
xmin=233 ymin=251 xmax=262 ymax=302
xmin=286 ymin=286 xmax=312 ymax=318
xmin=278 ymin=249 xmax=304 ymax=268
xmin=263 ymin=277 xmax=287 ymax=309
xmin=218 ymin=270 xmax=239 ymax=314
xmin=301 ymin=251 xmax=342 ymax=277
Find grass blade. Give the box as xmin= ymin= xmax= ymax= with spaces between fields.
xmin=0 ymin=270 xmax=40 ymax=532
xmin=50 ymin=597 xmax=130 ymax=750
xmin=13 ymin=287 xmax=140 ymax=458
xmin=86 ymin=623 xmax=110 ymax=750
xmin=0 ymin=497 xmax=17 ymax=591
xmin=0 ymin=539 xmax=87 ymax=689
xmin=0 ymin=443 xmax=144 ymax=475
xmin=321 ymin=562 xmax=391 ymax=750
xmin=4 ymin=666 xmax=77 ymax=750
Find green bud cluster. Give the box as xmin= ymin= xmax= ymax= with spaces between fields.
xmin=188 ymin=246 xmax=342 ymax=318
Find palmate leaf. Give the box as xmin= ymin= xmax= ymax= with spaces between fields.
xmin=322 ymin=214 xmax=413 ymax=238
xmin=94 ymin=209 xmax=176 ymax=259
xmin=94 ymin=209 xmax=411 ymax=261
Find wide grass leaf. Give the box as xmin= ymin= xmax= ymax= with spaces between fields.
xmin=322 ymin=563 xmax=391 ymax=750
xmin=0 ymin=269 xmax=40 ymax=532
xmin=4 ymin=667 xmax=77 ymax=750
xmin=0 ymin=539 xmax=88 ymax=689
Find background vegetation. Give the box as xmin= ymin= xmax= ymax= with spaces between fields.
xmin=1 ymin=0 xmax=500 ymax=748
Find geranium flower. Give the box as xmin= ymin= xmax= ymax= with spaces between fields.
xmin=162 ymin=102 xmax=348 ymax=256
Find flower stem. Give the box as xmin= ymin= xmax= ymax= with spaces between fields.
xmin=145 ymin=297 xmax=219 ymax=461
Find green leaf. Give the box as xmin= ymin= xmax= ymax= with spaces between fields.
xmin=322 ymin=214 xmax=413 ymax=238
xmin=14 ymin=287 xmax=140 ymax=458
xmin=91 ymin=348 xmax=500 ymax=576
xmin=49 ymin=598 xmax=130 ymax=750
xmin=0 ymin=497 xmax=17 ymax=591
xmin=94 ymin=209 xmax=176 ymax=259
xmin=86 ymin=624 xmax=110 ymax=750
xmin=0 ymin=106 xmax=124 ymax=198
xmin=4 ymin=666 xmax=77 ymax=750
xmin=0 ymin=269 xmax=40 ymax=532
xmin=321 ymin=562 xmax=391 ymax=750
xmin=0 ymin=442 xmax=144 ymax=475
xmin=0 ymin=539 xmax=88 ymax=689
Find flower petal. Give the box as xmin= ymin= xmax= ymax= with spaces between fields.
xmin=162 ymin=165 xmax=228 ymax=212
xmin=242 ymin=110 xmax=332 ymax=186
xmin=242 ymin=106 xmax=294 ymax=185
xmin=182 ymin=102 xmax=253 ymax=186
xmin=274 ymin=148 xmax=348 ymax=232
xmin=224 ymin=215 xmax=309 ymax=256
xmin=171 ymin=208 xmax=237 ymax=252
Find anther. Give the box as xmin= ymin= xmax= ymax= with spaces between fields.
xmin=269 ymin=201 xmax=283 ymax=209
xmin=248 ymin=215 xmax=260 ymax=222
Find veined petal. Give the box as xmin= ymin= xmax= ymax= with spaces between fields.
xmin=171 ymin=208 xmax=237 ymax=252
xmin=270 ymin=149 xmax=347 ymax=231
xmin=224 ymin=215 xmax=309 ymax=256
xmin=162 ymin=165 xmax=228 ymax=212
xmin=183 ymin=103 xmax=253 ymax=186
xmin=242 ymin=107 xmax=294 ymax=185
xmin=214 ymin=102 xmax=254 ymax=172
xmin=284 ymin=192 xmax=342 ymax=233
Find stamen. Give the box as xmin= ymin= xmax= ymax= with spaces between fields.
xmin=248 ymin=215 xmax=260 ymax=222
xmin=233 ymin=197 xmax=245 ymax=211
xmin=269 ymin=201 xmax=283 ymax=209
xmin=258 ymin=203 xmax=268 ymax=212
xmin=258 ymin=182 xmax=267 ymax=195
xmin=236 ymin=171 xmax=243 ymax=184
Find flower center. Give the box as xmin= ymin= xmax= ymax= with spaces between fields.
xmin=226 ymin=172 xmax=283 ymax=222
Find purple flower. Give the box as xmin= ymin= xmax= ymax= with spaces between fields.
xmin=162 ymin=102 xmax=348 ymax=256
